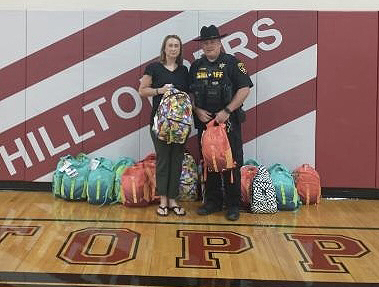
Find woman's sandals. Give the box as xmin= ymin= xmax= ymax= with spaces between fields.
xmin=156 ymin=205 xmax=186 ymax=216
xmin=169 ymin=205 xmax=186 ymax=216
xmin=156 ymin=205 xmax=169 ymax=216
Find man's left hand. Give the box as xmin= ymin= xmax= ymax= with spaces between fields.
xmin=215 ymin=109 xmax=230 ymax=124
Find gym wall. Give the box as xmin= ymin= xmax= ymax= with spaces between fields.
xmin=0 ymin=9 xmax=378 ymax=189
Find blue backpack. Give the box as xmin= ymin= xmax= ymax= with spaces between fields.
xmin=85 ymin=157 xmax=116 ymax=205
xmin=59 ymin=153 xmax=91 ymax=201
xmin=268 ymin=163 xmax=301 ymax=211
xmin=113 ymin=157 xmax=136 ymax=203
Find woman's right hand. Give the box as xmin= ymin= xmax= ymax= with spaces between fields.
xmin=158 ymin=84 xmax=173 ymax=94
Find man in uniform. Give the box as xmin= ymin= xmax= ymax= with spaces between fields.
xmin=190 ymin=25 xmax=253 ymax=221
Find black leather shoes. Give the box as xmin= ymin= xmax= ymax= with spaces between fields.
xmin=225 ymin=207 xmax=240 ymax=221
xmin=197 ymin=203 xmax=222 ymax=215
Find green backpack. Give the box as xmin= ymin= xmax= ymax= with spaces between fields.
xmin=85 ymin=157 xmax=116 ymax=205
xmin=268 ymin=163 xmax=301 ymax=211
xmin=113 ymin=157 xmax=136 ymax=202
xmin=59 ymin=153 xmax=91 ymax=201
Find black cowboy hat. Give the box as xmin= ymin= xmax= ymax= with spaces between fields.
xmin=193 ymin=25 xmax=228 ymax=41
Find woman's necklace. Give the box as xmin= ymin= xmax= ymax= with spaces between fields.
xmin=164 ymin=62 xmax=177 ymax=72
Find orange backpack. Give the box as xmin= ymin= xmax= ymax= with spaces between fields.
xmin=240 ymin=165 xmax=258 ymax=208
xmin=201 ymin=119 xmax=235 ymax=179
xmin=293 ymin=164 xmax=321 ymax=205
xmin=120 ymin=163 xmax=150 ymax=207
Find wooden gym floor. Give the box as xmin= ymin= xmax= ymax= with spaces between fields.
xmin=0 ymin=190 xmax=378 ymax=287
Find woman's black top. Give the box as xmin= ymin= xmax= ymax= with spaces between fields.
xmin=143 ymin=61 xmax=189 ymax=125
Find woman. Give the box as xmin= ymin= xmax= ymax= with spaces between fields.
xmin=139 ymin=35 xmax=189 ymax=216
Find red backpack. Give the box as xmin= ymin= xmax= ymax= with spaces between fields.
xmin=120 ymin=163 xmax=150 ymax=207
xmin=240 ymin=165 xmax=258 ymax=208
xmin=142 ymin=153 xmax=159 ymax=204
xmin=293 ymin=164 xmax=321 ymax=205
xmin=201 ymin=119 xmax=235 ymax=180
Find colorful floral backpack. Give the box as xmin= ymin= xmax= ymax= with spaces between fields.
xmin=197 ymin=160 xmax=206 ymax=202
xmin=153 ymin=88 xmax=193 ymax=144
xmin=178 ymin=152 xmax=199 ymax=201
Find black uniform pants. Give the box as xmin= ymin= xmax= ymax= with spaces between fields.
xmin=198 ymin=119 xmax=243 ymax=209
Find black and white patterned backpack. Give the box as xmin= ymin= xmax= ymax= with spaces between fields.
xmin=250 ymin=165 xmax=278 ymax=213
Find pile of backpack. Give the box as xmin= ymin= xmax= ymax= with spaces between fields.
xmin=52 ymin=151 xmax=320 ymax=212
xmin=240 ymin=160 xmax=321 ymax=213
xmin=52 ymin=152 xmax=200 ymax=206
xmin=196 ymin=118 xmax=321 ymax=213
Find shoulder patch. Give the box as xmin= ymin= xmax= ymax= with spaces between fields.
xmin=238 ymin=62 xmax=247 ymax=74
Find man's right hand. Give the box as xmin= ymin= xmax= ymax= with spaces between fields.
xmin=194 ymin=107 xmax=213 ymax=123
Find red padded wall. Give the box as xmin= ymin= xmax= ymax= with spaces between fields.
xmin=317 ymin=12 xmax=378 ymax=188
xmin=377 ymin=21 xmax=379 ymax=188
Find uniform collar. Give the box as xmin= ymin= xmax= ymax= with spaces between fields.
xmin=202 ymin=52 xmax=225 ymax=65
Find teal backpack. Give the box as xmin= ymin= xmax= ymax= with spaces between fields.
xmin=268 ymin=163 xmax=301 ymax=211
xmin=85 ymin=157 xmax=116 ymax=205
xmin=244 ymin=159 xmax=260 ymax=166
xmin=59 ymin=153 xmax=91 ymax=201
xmin=52 ymin=155 xmax=74 ymax=198
xmin=113 ymin=157 xmax=135 ymax=203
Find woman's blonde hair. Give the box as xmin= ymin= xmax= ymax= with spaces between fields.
xmin=159 ymin=35 xmax=183 ymax=65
